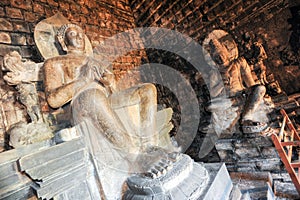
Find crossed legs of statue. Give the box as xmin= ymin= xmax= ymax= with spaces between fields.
xmin=109 ymin=83 xmax=158 ymax=150
xmin=71 ymin=82 xmax=177 ymax=198
xmin=71 ymin=83 xmax=158 ymax=152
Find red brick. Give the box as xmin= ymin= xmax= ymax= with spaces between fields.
xmin=47 ymin=0 xmax=58 ymax=7
xmin=0 ymin=32 xmax=11 ymax=44
xmin=78 ymin=0 xmax=85 ymax=6
xmin=59 ymin=2 xmax=70 ymax=11
xmin=24 ymin=12 xmax=39 ymax=22
xmin=12 ymin=20 xmax=30 ymax=33
xmin=11 ymin=0 xmax=32 ymax=11
xmin=70 ymin=3 xmax=81 ymax=13
xmin=85 ymin=0 xmax=97 ymax=8
xmin=0 ymin=0 xmax=10 ymax=6
xmin=81 ymin=6 xmax=89 ymax=15
xmin=0 ymin=44 xmax=21 ymax=57
xmin=6 ymin=7 xmax=23 ymax=19
xmin=11 ymin=33 xmax=27 ymax=45
xmin=33 ymin=3 xmax=45 ymax=14
xmin=0 ymin=7 xmax=4 ymax=17
xmin=44 ymin=6 xmax=58 ymax=17
xmin=79 ymin=15 xmax=87 ymax=23
xmin=0 ymin=18 xmax=13 ymax=31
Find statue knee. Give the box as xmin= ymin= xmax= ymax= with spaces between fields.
xmin=72 ymin=88 xmax=108 ymax=117
xmin=139 ymin=83 xmax=157 ymax=98
xmin=256 ymin=85 xmax=266 ymax=96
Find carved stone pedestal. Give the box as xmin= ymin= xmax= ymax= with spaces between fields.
xmin=124 ymin=155 xmax=233 ymax=200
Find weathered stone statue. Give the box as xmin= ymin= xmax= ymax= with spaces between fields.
xmin=204 ymin=30 xmax=271 ymax=134
xmin=43 ymin=23 xmax=179 ymax=199
xmin=44 ymin=23 xmax=173 ymax=151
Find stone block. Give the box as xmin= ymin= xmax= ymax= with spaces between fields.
xmin=274 ymin=180 xmax=300 ymax=199
xmin=235 ymin=147 xmax=260 ymax=159
xmin=5 ymin=7 xmax=23 ymax=19
xmin=0 ymin=18 xmax=13 ymax=31
xmin=236 ymin=162 xmax=258 ymax=172
xmin=18 ymin=138 xmax=84 ymax=171
xmin=215 ymin=139 xmax=234 ymax=150
xmin=253 ymin=135 xmax=274 ymax=147
xmin=0 ymin=32 xmax=11 ymax=44
xmin=256 ymin=158 xmax=282 ymax=171
xmin=11 ymin=0 xmax=32 ymax=11
xmin=271 ymin=172 xmax=292 ymax=182
xmin=217 ymin=150 xmax=236 ymax=162
xmin=261 ymin=146 xmax=279 ymax=158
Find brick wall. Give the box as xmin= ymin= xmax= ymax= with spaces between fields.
xmin=130 ymin=0 xmax=300 ymax=95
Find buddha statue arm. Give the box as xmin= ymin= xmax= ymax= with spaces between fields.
xmin=44 ymin=59 xmax=89 ymax=108
xmin=239 ymin=57 xmax=256 ymax=88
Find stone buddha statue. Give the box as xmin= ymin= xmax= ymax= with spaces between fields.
xmin=44 ymin=23 xmax=163 ymax=151
xmin=43 ymin=22 xmax=178 ymax=198
xmin=204 ymin=30 xmax=270 ymax=134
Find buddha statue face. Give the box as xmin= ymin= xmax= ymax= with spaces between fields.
xmin=64 ymin=26 xmax=85 ymax=52
xmin=209 ymin=39 xmax=230 ymax=67
xmin=57 ymin=24 xmax=85 ymax=53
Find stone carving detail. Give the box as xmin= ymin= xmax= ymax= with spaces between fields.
xmin=242 ymin=32 xmax=283 ymax=96
xmin=2 ymin=51 xmax=53 ymax=148
xmin=203 ymin=30 xmax=273 ymax=134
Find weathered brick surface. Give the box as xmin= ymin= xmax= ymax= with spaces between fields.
xmin=6 ymin=7 xmax=23 ymax=19
xmin=11 ymin=0 xmax=32 ymax=11
xmin=0 ymin=32 xmax=11 ymax=44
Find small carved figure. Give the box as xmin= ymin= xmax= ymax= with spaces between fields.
xmin=243 ymin=33 xmax=268 ymax=85
xmin=3 ymin=51 xmax=43 ymax=123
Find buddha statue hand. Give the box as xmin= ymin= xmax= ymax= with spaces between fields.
xmin=78 ymin=58 xmax=105 ymax=84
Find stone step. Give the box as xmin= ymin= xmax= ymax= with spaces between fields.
xmin=230 ymin=172 xmax=275 ymax=200
xmin=273 ymin=180 xmax=300 ymax=199
xmin=23 ymin=148 xmax=85 ymax=180
xmin=0 ymin=174 xmax=34 ymax=200
xmin=18 ymin=138 xmax=85 ymax=171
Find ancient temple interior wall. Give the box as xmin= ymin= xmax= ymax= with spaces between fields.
xmin=130 ymin=0 xmax=300 ymax=95
xmin=0 ymin=0 xmax=299 ymax=153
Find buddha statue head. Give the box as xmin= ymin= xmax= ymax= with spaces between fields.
xmin=56 ymin=23 xmax=85 ymax=53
